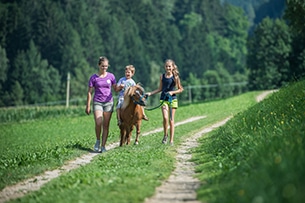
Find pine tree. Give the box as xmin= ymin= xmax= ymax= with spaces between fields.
xmin=12 ymin=40 xmax=61 ymax=105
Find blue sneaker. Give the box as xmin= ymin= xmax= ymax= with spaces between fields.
xmin=162 ymin=136 xmax=168 ymax=144
xmin=101 ymin=146 xmax=107 ymax=153
xmin=94 ymin=141 xmax=100 ymax=152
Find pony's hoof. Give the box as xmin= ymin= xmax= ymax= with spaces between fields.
xmin=134 ymin=141 xmax=139 ymax=145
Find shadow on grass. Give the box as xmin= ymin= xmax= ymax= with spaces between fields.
xmin=66 ymin=143 xmax=99 ymax=153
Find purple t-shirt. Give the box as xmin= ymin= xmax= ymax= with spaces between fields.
xmin=88 ymin=73 xmax=116 ymax=102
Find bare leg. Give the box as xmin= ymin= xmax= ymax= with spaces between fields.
xmin=101 ymin=111 xmax=112 ymax=148
xmin=169 ymin=108 xmax=176 ymax=144
xmin=94 ymin=110 xmax=103 ymax=140
xmin=161 ymin=105 xmax=169 ymax=142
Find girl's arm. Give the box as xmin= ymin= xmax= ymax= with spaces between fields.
xmin=115 ymin=78 xmax=124 ymax=92
xmin=86 ymin=87 xmax=93 ymax=115
xmin=113 ymin=84 xmax=120 ymax=92
xmin=115 ymin=84 xmax=123 ymax=92
xmin=147 ymin=75 xmax=163 ymax=96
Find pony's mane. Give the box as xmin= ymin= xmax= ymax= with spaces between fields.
xmin=121 ymin=83 xmax=143 ymax=109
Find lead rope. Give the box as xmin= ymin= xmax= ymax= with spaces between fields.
xmin=145 ymin=92 xmax=173 ymax=120
xmin=166 ymin=93 xmax=173 ymax=121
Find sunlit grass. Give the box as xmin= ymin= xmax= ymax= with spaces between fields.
xmin=194 ymin=79 xmax=305 ymax=203
xmin=1 ymin=91 xmax=261 ymax=202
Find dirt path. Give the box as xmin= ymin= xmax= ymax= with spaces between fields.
xmin=0 ymin=91 xmax=275 ymax=203
xmin=144 ymin=117 xmax=232 ymax=203
xmin=256 ymin=90 xmax=276 ymax=102
xmin=144 ymin=90 xmax=276 ymax=203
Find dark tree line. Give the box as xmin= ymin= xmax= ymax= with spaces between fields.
xmin=247 ymin=0 xmax=305 ymax=90
xmin=0 ymin=0 xmax=303 ymax=107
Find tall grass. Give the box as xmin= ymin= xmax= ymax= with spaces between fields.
xmin=193 ymin=79 xmax=305 ymax=203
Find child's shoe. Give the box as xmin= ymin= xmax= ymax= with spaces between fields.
xmin=143 ymin=115 xmax=149 ymax=121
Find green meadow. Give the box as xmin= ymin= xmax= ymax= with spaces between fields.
xmin=0 ymin=79 xmax=304 ymax=203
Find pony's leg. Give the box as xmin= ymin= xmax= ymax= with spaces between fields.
xmin=120 ymin=127 xmax=126 ymax=146
xmin=127 ymin=125 xmax=134 ymax=145
xmin=129 ymin=125 xmax=134 ymax=142
xmin=134 ymin=122 xmax=141 ymax=145
xmin=119 ymin=129 xmax=123 ymax=146
xmin=127 ymin=131 xmax=131 ymax=145
xmin=126 ymin=128 xmax=131 ymax=145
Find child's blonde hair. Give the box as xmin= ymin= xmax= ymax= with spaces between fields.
xmin=125 ymin=65 xmax=135 ymax=75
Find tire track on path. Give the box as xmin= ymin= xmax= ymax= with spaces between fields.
xmin=0 ymin=116 xmax=206 ymax=203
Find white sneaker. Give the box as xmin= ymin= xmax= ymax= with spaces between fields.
xmin=94 ymin=142 xmax=100 ymax=152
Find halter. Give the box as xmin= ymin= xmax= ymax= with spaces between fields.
xmin=131 ymin=90 xmax=146 ymax=106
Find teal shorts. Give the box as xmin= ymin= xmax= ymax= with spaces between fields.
xmin=160 ymin=99 xmax=178 ymax=108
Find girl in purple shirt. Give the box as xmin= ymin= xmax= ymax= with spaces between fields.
xmin=86 ymin=56 xmax=117 ymax=153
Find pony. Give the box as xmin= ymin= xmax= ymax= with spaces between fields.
xmin=119 ymin=83 xmax=147 ymax=146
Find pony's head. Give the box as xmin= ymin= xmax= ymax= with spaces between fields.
xmin=123 ymin=84 xmax=147 ymax=108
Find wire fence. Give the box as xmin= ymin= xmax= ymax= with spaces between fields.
xmin=1 ymin=82 xmax=249 ymax=109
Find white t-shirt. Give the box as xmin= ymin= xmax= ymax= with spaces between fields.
xmin=117 ymin=77 xmax=136 ymax=97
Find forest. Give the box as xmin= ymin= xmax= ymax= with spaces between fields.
xmin=0 ymin=0 xmax=304 ymax=107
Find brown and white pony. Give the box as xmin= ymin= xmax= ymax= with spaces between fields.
xmin=119 ymin=83 xmax=147 ymax=146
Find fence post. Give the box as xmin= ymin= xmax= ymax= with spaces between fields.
xmin=188 ymin=85 xmax=192 ymax=103
xmin=66 ymin=72 xmax=70 ymax=108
